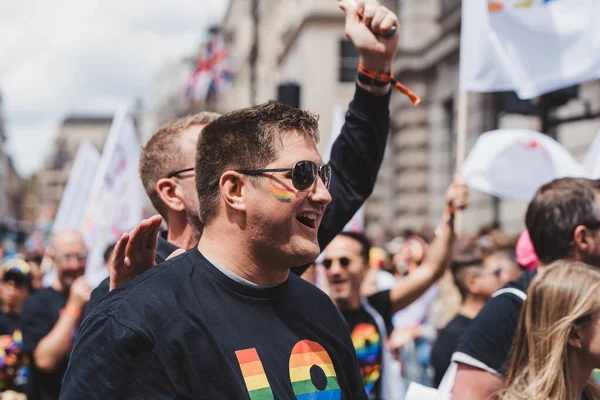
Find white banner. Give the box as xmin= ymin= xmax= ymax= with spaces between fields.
xmin=52 ymin=141 xmax=100 ymax=233
xmin=80 ymin=109 xmax=146 ymax=286
xmin=462 ymin=128 xmax=585 ymax=201
xmin=460 ymin=0 xmax=600 ymax=99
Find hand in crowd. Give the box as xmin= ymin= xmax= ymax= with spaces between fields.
xmin=109 ymin=215 xmax=162 ymax=291
xmin=67 ymin=277 xmax=92 ymax=310
xmin=339 ymin=0 xmax=399 ymax=73
xmin=445 ymin=177 xmax=470 ymax=216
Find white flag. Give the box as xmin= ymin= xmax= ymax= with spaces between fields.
xmin=52 ymin=141 xmax=100 ymax=233
xmin=460 ymin=0 xmax=600 ymax=99
xmin=80 ymin=109 xmax=146 ymax=286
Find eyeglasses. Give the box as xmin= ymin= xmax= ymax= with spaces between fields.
xmin=167 ymin=167 xmax=195 ymax=179
xmin=234 ymin=161 xmax=332 ymax=191
xmin=54 ymin=252 xmax=88 ymax=263
xmin=322 ymin=257 xmax=351 ymax=269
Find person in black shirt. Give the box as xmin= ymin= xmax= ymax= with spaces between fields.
xmin=452 ymin=178 xmax=600 ymax=399
xmin=63 ymin=6 xmax=403 ymax=393
xmin=430 ymin=247 xmax=508 ymax=387
xmin=87 ymin=0 xmax=396 ymax=309
xmin=321 ymin=179 xmax=469 ymax=399
xmin=21 ymin=230 xmax=91 ymax=400
xmin=0 ymin=258 xmax=33 ymax=395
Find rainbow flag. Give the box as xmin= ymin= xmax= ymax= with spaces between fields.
xmin=235 ymin=348 xmax=274 ymax=400
xmin=289 ymin=340 xmax=341 ymax=400
xmin=351 ymin=323 xmax=381 ymax=393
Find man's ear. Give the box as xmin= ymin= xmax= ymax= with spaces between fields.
xmin=220 ymin=171 xmax=247 ymax=213
xmin=573 ymin=225 xmax=593 ymax=257
xmin=156 ymin=178 xmax=185 ymax=213
xmin=568 ymin=327 xmax=583 ymax=349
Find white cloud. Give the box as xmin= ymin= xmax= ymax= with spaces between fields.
xmin=1 ymin=0 xmax=228 ymax=177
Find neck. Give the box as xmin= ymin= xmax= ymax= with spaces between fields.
xmin=198 ymin=224 xmax=290 ymax=286
xmin=568 ymin=350 xmax=592 ymax=399
xmin=333 ymin=295 xmax=362 ymax=312
xmin=167 ymin=212 xmax=200 ymax=250
xmin=459 ymin=295 xmax=487 ymax=319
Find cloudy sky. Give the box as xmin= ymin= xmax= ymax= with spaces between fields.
xmin=0 ymin=0 xmax=228 ymax=177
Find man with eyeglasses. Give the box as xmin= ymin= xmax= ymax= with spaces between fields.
xmin=86 ymin=0 xmax=402 ymax=311
xmin=430 ymin=247 xmax=509 ymax=388
xmin=63 ymin=98 xmax=376 ymax=397
xmin=320 ymin=179 xmax=468 ymax=399
xmin=20 ymin=230 xmax=91 ymax=400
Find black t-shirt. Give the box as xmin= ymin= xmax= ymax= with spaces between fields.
xmin=61 ymin=248 xmax=368 ymax=399
xmin=0 ymin=312 xmax=22 ymax=336
xmin=431 ymin=314 xmax=473 ymax=387
xmin=85 ymin=230 xmax=179 ymax=317
xmin=341 ymin=291 xmax=392 ymax=400
xmin=453 ymin=270 xmax=537 ymax=375
xmin=21 ymin=288 xmax=70 ymax=400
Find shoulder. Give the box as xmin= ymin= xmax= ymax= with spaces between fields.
xmin=492 ymin=269 xmax=537 ymax=300
xmin=89 ymin=250 xmax=197 ymax=326
xmin=23 ymin=288 xmax=60 ymax=311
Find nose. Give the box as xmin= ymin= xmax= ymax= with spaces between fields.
xmin=327 ymin=260 xmax=344 ymax=276
xmin=309 ymin=175 xmax=332 ymax=206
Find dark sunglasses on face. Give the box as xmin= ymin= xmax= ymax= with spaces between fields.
xmin=210 ymin=160 xmax=332 ymax=191
xmin=322 ymin=257 xmax=351 ymax=269
xmin=476 ymin=267 xmax=502 ymax=279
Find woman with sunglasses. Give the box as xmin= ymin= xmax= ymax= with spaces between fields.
xmin=500 ymin=261 xmax=600 ymax=400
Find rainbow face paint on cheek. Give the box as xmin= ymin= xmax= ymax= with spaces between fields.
xmin=269 ymin=182 xmax=294 ymax=203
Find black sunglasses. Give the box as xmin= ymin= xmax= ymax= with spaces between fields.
xmin=322 ymin=257 xmax=351 ymax=269
xmin=167 ymin=167 xmax=195 ymax=179
xmin=211 ymin=160 xmax=332 ymax=191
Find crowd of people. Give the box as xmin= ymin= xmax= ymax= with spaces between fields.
xmin=0 ymin=0 xmax=599 ymax=399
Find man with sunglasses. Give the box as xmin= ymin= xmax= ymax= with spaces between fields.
xmin=430 ymin=247 xmax=509 ymax=388
xmin=85 ymin=0 xmax=401 ymax=312
xmin=63 ymin=98 xmax=373 ymax=397
xmin=320 ymin=179 xmax=469 ymax=400
xmin=20 ymin=230 xmax=91 ymax=400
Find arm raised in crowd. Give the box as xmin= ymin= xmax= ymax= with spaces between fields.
xmin=388 ymin=179 xmax=469 ymax=314
xmin=307 ymin=0 xmax=400 ymax=267
xmin=31 ymin=277 xmax=91 ymax=372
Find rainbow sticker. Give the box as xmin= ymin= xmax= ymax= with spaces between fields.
xmin=235 ymin=348 xmax=274 ymax=400
xmin=351 ymin=323 xmax=382 ymax=394
xmin=289 ymin=340 xmax=341 ymax=400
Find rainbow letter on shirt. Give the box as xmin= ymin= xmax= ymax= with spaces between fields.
xmin=235 ymin=348 xmax=274 ymax=400
xmin=289 ymin=340 xmax=341 ymax=400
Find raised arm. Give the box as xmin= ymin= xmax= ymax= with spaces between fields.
xmin=388 ymin=179 xmax=469 ymax=314
xmin=312 ymin=0 xmax=400 ymax=261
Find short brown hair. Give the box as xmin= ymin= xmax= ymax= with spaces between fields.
xmin=451 ymin=247 xmax=484 ymax=299
xmin=139 ymin=112 xmax=220 ymax=220
xmin=195 ymin=100 xmax=319 ymax=224
xmin=525 ymin=178 xmax=600 ymax=264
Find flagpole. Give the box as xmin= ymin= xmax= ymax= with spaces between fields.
xmin=454 ymin=90 xmax=469 ymax=233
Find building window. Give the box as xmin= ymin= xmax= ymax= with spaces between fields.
xmin=339 ymin=40 xmax=359 ymax=82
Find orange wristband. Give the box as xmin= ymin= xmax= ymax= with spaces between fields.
xmin=60 ymin=305 xmax=82 ymax=319
xmin=358 ymin=62 xmax=421 ymax=106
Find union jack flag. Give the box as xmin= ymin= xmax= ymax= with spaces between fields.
xmin=186 ymin=31 xmax=234 ymax=103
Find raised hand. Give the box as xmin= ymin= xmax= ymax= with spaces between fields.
xmin=446 ymin=177 xmax=470 ymax=216
xmin=338 ymin=0 xmax=399 ymax=72
xmin=109 ymin=215 xmax=163 ymax=291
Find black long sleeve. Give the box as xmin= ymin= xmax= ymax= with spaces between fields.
xmin=292 ymin=84 xmax=391 ymax=276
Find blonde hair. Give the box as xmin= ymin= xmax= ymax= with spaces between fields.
xmin=500 ymin=261 xmax=600 ymax=400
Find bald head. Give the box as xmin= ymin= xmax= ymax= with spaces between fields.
xmin=50 ymin=230 xmax=88 ymax=290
